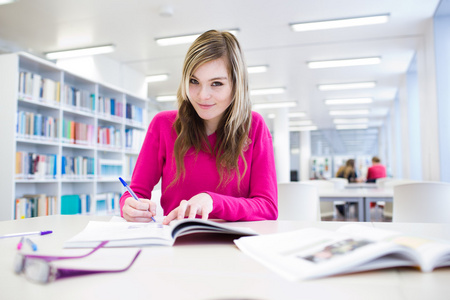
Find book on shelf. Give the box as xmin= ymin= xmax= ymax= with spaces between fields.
xmin=18 ymin=71 xmax=60 ymax=103
xmin=63 ymin=85 xmax=95 ymax=112
xmin=15 ymin=194 xmax=57 ymax=219
xmin=98 ymin=125 xmax=121 ymax=148
xmin=126 ymin=103 xmax=143 ymax=124
xmin=16 ymin=111 xmax=59 ymax=140
xmin=61 ymin=155 xmax=95 ymax=178
xmin=61 ymin=193 xmax=121 ymax=216
xmin=15 ymin=152 xmax=57 ymax=179
xmin=64 ymin=216 xmax=257 ymax=248
xmin=62 ymin=120 xmax=95 ymax=145
xmin=234 ymin=224 xmax=450 ymax=281
xmin=125 ymin=128 xmax=145 ymax=151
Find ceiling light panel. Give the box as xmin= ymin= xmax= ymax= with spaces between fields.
xmin=318 ymin=81 xmax=376 ymax=91
xmin=308 ymin=57 xmax=381 ymax=69
xmin=289 ymin=120 xmax=313 ymax=126
xmin=288 ymin=112 xmax=307 ymax=118
xmin=336 ymin=124 xmax=369 ymax=130
xmin=146 ymin=74 xmax=169 ymax=83
xmin=253 ymin=101 xmax=296 ymax=109
xmin=290 ymin=14 xmax=390 ymax=32
xmin=329 ymin=109 xmax=370 ymax=116
xmin=248 ymin=65 xmax=269 ymax=74
xmin=290 ymin=126 xmax=318 ymax=131
xmin=156 ymin=29 xmax=239 ymax=46
xmin=250 ymin=87 xmax=285 ymax=96
xmin=333 ymin=118 xmax=369 ymax=124
xmin=156 ymin=95 xmax=177 ymax=102
xmin=325 ymin=98 xmax=373 ymax=105
xmin=45 ymin=44 xmax=115 ymax=60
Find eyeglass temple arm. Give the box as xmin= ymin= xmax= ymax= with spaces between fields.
xmin=25 ymin=241 xmax=110 ymax=262
xmin=53 ymin=249 xmax=142 ymax=281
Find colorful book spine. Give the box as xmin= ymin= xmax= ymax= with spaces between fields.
xmin=15 ymin=152 xmax=57 ymax=179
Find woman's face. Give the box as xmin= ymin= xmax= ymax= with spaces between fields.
xmin=188 ymin=57 xmax=233 ymax=135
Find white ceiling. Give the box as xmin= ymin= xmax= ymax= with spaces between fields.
xmin=0 ymin=0 xmax=442 ymax=155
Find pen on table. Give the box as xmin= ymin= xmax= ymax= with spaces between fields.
xmin=0 ymin=230 xmax=53 ymax=239
xmin=119 ymin=177 xmax=156 ymax=222
xmin=26 ymin=238 xmax=38 ymax=251
xmin=17 ymin=237 xmax=24 ymax=250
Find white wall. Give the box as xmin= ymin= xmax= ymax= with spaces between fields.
xmin=56 ymin=55 xmax=147 ymax=98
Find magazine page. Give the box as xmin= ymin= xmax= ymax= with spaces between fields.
xmin=169 ymin=219 xmax=257 ymax=239
xmin=338 ymin=224 xmax=450 ymax=272
xmin=64 ymin=220 xmax=172 ymax=248
xmin=234 ymin=225 xmax=416 ymax=281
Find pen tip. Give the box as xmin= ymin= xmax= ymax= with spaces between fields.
xmin=41 ymin=230 xmax=53 ymax=235
xmin=119 ymin=177 xmax=126 ymax=186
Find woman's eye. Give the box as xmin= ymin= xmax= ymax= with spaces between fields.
xmin=189 ymin=78 xmax=198 ymax=84
xmin=212 ymin=81 xmax=223 ymax=87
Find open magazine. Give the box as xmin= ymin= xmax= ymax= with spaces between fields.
xmin=234 ymin=224 xmax=450 ymax=281
xmin=64 ymin=217 xmax=256 ymax=248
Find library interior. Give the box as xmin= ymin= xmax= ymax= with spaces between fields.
xmin=1 ymin=1 xmax=450 ymax=299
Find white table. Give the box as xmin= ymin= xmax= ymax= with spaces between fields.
xmin=319 ymin=188 xmax=393 ymax=222
xmin=1 ymin=215 xmax=450 ymax=300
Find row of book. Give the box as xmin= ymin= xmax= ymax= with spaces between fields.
xmin=15 ymin=194 xmax=58 ymax=219
xmin=15 ymin=151 xmax=137 ymax=180
xmin=16 ymin=111 xmax=59 ymax=140
xmin=126 ymin=103 xmax=143 ymax=123
xmin=125 ymin=128 xmax=146 ymax=150
xmin=19 ymin=71 xmax=61 ymax=103
xmin=62 ymin=120 xmax=96 ymax=145
xmin=61 ymin=192 xmax=122 ymax=215
xmin=15 ymin=152 xmax=58 ymax=179
xmin=61 ymin=155 xmax=95 ymax=178
xmin=98 ymin=125 xmax=121 ymax=148
xmin=63 ymin=85 xmax=95 ymax=112
xmin=97 ymin=96 xmax=123 ymax=118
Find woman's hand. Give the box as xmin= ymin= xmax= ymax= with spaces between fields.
xmin=122 ymin=197 xmax=156 ymax=222
xmin=163 ymin=193 xmax=213 ymax=225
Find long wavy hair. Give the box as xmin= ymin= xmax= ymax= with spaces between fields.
xmin=170 ymin=29 xmax=252 ymax=190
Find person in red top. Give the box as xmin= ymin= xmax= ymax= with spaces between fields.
xmin=366 ymin=156 xmax=387 ymax=183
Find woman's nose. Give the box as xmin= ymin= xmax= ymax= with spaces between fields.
xmin=198 ymin=85 xmax=211 ymax=100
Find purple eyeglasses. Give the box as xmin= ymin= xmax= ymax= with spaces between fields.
xmin=14 ymin=241 xmax=141 ymax=284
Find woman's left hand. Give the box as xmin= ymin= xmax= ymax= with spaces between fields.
xmin=162 ymin=193 xmax=213 ymax=225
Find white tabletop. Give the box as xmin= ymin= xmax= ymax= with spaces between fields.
xmin=1 ymin=215 xmax=450 ymax=300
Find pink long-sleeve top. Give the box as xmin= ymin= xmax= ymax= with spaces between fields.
xmin=120 ymin=110 xmax=278 ymax=221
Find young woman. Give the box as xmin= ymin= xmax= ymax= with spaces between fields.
xmin=120 ymin=30 xmax=278 ymax=224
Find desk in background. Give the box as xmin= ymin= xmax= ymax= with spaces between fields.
xmin=319 ymin=188 xmax=393 ymax=222
xmin=1 ymin=215 xmax=449 ymax=300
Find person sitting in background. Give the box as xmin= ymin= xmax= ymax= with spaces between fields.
xmin=366 ymin=156 xmax=387 ymax=183
xmin=336 ymin=159 xmax=359 ymax=183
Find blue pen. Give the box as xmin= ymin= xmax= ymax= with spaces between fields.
xmin=119 ymin=177 xmax=156 ymax=222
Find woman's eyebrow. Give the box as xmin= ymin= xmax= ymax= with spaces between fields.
xmin=191 ymin=75 xmax=228 ymax=81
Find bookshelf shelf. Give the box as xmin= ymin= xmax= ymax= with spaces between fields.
xmin=0 ymin=52 xmax=153 ymax=221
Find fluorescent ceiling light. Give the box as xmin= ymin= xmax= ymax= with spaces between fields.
xmin=325 ymin=98 xmax=373 ymax=105
xmin=267 ymin=113 xmax=276 ymax=119
xmin=290 ymin=126 xmax=318 ymax=131
xmin=0 ymin=0 xmax=16 ymax=5
xmin=156 ymin=29 xmax=239 ymax=46
xmin=336 ymin=124 xmax=369 ymax=130
xmin=250 ymin=87 xmax=285 ymax=96
xmin=329 ymin=109 xmax=370 ymax=116
xmin=290 ymin=14 xmax=389 ymax=32
xmin=288 ymin=112 xmax=307 ymax=118
xmin=290 ymin=120 xmax=313 ymax=126
xmin=156 ymin=95 xmax=177 ymax=102
xmin=146 ymin=74 xmax=169 ymax=83
xmin=248 ymin=65 xmax=269 ymax=74
xmin=318 ymin=81 xmax=376 ymax=91
xmin=308 ymin=57 xmax=381 ymax=69
xmin=253 ymin=101 xmax=296 ymax=109
xmin=333 ymin=118 xmax=369 ymax=124
xmin=45 ymin=44 xmax=115 ymax=60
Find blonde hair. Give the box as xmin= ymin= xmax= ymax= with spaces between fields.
xmin=171 ymin=30 xmax=251 ymax=189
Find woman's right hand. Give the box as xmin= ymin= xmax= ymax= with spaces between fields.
xmin=122 ymin=197 xmax=156 ymax=222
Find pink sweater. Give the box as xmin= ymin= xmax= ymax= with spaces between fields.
xmin=120 ymin=110 xmax=278 ymax=221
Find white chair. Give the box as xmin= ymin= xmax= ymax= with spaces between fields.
xmin=301 ymin=180 xmax=342 ymax=220
xmin=277 ymin=182 xmax=320 ymax=221
xmin=377 ymin=178 xmax=418 ymax=219
xmin=393 ymin=182 xmax=450 ymax=223
xmin=329 ymin=177 xmax=348 ymax=189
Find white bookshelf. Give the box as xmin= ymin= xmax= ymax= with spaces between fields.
xmin=0 ymin=52 xmax=153 ymax=221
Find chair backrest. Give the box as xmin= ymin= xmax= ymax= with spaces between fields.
xmin=277 ymin=182 xmax=320 ymax=221
xmin=393 ymin=182 xmax=450 ymax=223
xmin=377 ymin=178 xmax=417 ymax=188
xmin=300 ymin=180 xmax=335 ymax=189
xmin=328 ymin=178 xmax=348 ymax=189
